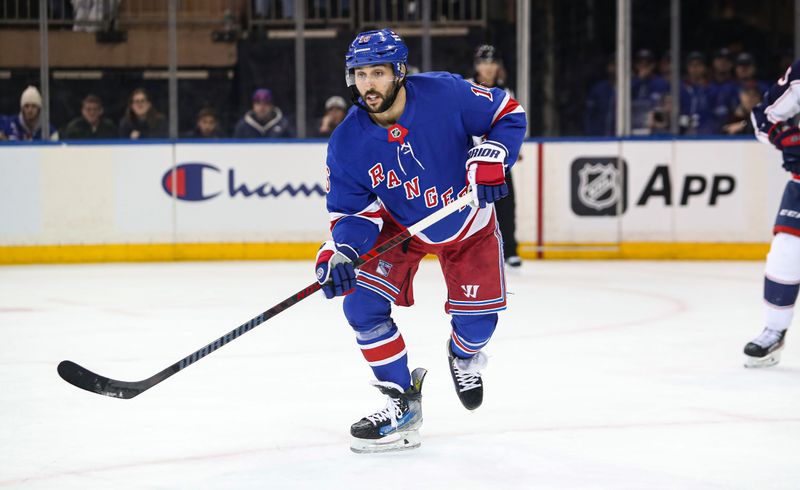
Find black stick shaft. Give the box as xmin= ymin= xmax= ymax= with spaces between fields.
xmin=58 ymin=194 xmax=473 ymax=398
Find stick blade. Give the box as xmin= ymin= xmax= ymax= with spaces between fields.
xmin=57 ymin=360 xmax=143 ymax=399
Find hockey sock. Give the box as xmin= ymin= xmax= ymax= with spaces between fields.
xmin=764 ymin=232 xmax=800 ymax=331
xmin=450 ymin=314 xmax=498 ymax=359
xmin=345 ymin=290 xmax=410 ymax=389
xmin=356 ymin=320 xmax=410 ymax=389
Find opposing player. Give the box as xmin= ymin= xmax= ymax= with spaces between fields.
xmin=314 ymin=29 xmax=526 ymax=452
xmin=746 ymin=58 xmax=800 ymax=367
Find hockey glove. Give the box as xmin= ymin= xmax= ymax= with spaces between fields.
xmin=466 ymin=141 xmax=509 ymax=208
xmin=315 ymin=241 xmax=359 ymax=299
xmin=768 ymin=122 xmax=800 ymax=174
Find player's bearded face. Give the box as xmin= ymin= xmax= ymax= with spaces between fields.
xmin=355 ymin=65 xmax=399 ymax=113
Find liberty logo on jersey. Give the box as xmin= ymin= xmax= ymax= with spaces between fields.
xmin=571 ymin=158 xmax=628 ymax=216
xmin=162 ymin=163 xmax=325 ymax=202
xmin=461 ymin=285 xmax=480 ymax=298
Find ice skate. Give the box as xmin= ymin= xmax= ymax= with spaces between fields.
xmin=744 ymin=327 xmax=787 ymax=368
xmin=447 ymin=340 xmax=488 ymax=410
xmin=350 ymin=367 xmax=427 ymax=454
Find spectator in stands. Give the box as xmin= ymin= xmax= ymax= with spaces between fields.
xmin=631 ymin=49 xmax=669 ymax=135
xmin=584 ymin=57 xmax=616 ymax=136
xmin=708 ymin=48 xmax=739 ymax=130
xmin=734 ymin=52 xmax=769 ymax=94
xmin=722 ymin=86 xmax=762 ymax=135
xmin=186 ymin=108 xmax=226 ymax=138
xmin=3 ymin=86 xmax=59 ymax=141
xmin=119 ymin=88 xmax=167 ymax=139
xmin=63 ymin=94 xmax=117 ymax=139
xmin=316 ymin=95 xmax=348 ymax=137
xmin=233 ymin=88 xmax=294 ymax=138
xmin=679 ymin=51 xmax=715 ymax=135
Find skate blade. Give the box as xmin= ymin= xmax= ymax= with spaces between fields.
xmin=350 ymin=429 xmax=421 ymax=454
xmin=744 ymin=349 xmax=782 ymax=368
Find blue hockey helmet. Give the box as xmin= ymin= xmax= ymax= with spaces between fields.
xmin=345 ymin=28 xmax=408 ymax=87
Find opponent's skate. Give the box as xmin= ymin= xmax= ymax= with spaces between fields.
xmin=350 ymin=367 xmax=427 ymax=454
xmin=744 ymin=327 xmax=787 ymax=368
xmin=447 ymin=340 xmax=488 ymax=410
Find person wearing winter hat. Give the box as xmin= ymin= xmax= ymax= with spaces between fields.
xmin=4 ymin=86 xmax=59 ymax=141
xmin=233 ymin=88 xmax=294 ymax=138
xmin=316 ymin=95 xmax=348 ymax=136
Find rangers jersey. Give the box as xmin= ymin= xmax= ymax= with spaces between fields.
xmin=325 ymin=72 xmax=526 ymax=254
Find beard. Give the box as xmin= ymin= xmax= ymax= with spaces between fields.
xmin=359 ymin=82 xmax=400 ymax=114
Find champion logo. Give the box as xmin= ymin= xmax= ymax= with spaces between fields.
xmin=161 ymin=163 xmax=325 ymax=202
xmin=461 ymin=284 xmax=480 ymax=298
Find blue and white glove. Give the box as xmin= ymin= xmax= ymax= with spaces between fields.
xmin=466 ymin=141 xmax=509 ymax=208
xmin=315 ymin=241 xmax=359 ymax=299
xmin=768 ymin=122 xmax=800 ymax=174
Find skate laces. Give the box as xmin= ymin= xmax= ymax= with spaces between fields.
xmin=752 ymin=328 xmax=784 ymax=348
xmin=365 ymin=396 xmax=404 ymax=428
xmin=453 ymin=351 xmax=488 ymax=392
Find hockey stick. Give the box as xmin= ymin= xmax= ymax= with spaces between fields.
xmin=57 ymin=193 xmax=474 ymax=399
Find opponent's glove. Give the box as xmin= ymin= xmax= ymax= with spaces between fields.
xmin=466 ymin=141 xmax=509 ymax=208
xmin=315 ymin=241 xmax=359 ymax=299
xmin=768 ymin=122 xmax=800 ymax=174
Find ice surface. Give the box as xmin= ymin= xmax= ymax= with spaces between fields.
xmin=1 ymin=260 xmax=799 ymax=489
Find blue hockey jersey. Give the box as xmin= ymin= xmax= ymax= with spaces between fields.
xmin=325 ymin=72 xmax=526 ymax=254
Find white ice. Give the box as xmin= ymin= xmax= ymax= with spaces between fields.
xmin=1 ymin=260 xmax=799 ymax=489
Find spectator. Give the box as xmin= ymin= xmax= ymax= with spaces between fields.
xmin=734 ymin=52 xmax=769 ymax=94
xmin=584 ymin=57 xmax=616 ymax=136
xmin=4 ymin=86 xmax=59 ymax=141
xmin=722 ymin=86 xmax=762 ymax=135
xmin=679 ymin=51 xmax=715 ymax=134
xmin=631 ymin=49 xmax=669 ymax=135
xmin=185 ymin=107 xmax=226 ymax=138
xmin=63 ymin=94 xmax=117 ymax=139
xmin=317 ymin=96 xmax=348 ymax=137
xmin=119 ymin=88 xmax=167 ymax=139
xmin=233 ymin=88 xmax=294 ymax=138
xmin=708 ymin=48 xmax=739 ymax=129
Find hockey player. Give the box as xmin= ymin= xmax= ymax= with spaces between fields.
xmin=314 ymin=29 xmax=526 ymax=452
xmin=745 ymin=57 xmax=800 ymax=367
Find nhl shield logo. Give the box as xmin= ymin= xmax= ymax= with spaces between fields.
xmin=390 ymin=127 xmax=401 ymax=139
xmin=570 ymin=157 xmax=628 ymax=216
xmin=578 ymin=163 xmax=619 ymax=211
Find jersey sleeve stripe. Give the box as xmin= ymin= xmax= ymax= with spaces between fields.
xmin=329 ymin=201 xmax=383 ymax=231
xmin=491 ymin=93 xmax=524 ymax=126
